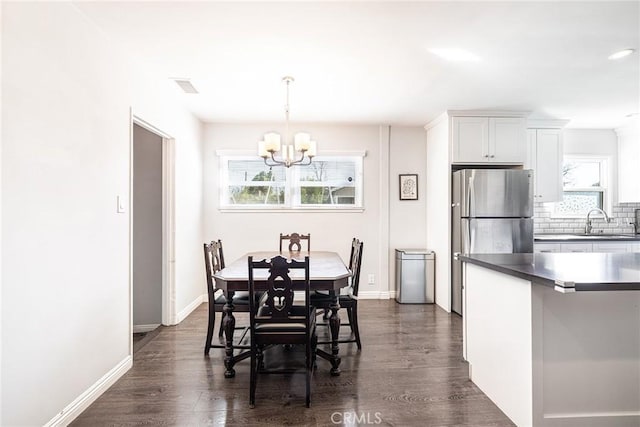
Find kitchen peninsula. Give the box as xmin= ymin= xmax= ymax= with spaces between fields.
xmin=458 ymin=252 xmax=640 ymax=427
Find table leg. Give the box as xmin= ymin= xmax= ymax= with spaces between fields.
xmin=328 ymin=293 xmax=342 ymax=376
xmin=223 ymin=292 xmax=236 ymax=378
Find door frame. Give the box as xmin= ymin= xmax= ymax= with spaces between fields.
xmin=129 ymin=112 xmax=176 ymax=355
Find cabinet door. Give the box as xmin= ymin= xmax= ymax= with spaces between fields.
xmin=489 ymin=117 xmax=526 ymax=163
xmin=452 ymin=117 xmax=488 ymax=163
xmin=534 ymin=243 xmax=560 ymax=253
xmin=628 ymin=243 xmax=640 ymax=253
xmin=534 ymin=129 xmax=562 ymax=202
xmin=559 ymin=243 xmax=592 ymax=252
xmin=617 ymin=120 xmax=640 ymax=202
xmin=526 ymin=129 xmax=536 ymax=170
xmin=592 ymin=242 xmax=630 ymax=253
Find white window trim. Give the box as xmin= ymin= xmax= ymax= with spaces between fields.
xmin=550 ymin=155 xmax=611 ymax=219
xmin=217 ymin=151 xmax=366 ymax=211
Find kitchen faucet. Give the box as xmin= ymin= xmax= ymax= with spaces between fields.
xmin=585 ymin=208 xmax=610 ymax=234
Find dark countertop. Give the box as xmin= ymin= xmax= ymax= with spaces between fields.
xmin=535 ymin=233 xmax=640 ymax=242
xmin=458 ymin=253 xmax=640 ymax=291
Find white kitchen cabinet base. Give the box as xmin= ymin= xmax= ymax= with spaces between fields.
xmin=464 ymin=263 xmax=640 ymax=427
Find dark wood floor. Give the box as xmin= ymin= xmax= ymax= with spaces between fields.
xmin=72 ymin=301 xmax=514 ymax=426
xmin=132 ymin=327 xmax=163 ymax=354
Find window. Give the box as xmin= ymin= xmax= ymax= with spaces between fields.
xmin=552 ymin=156 xmax=609 ymax=217
xmin=223 ymin=158 xmax=287 ymax=206
xmin=219 ymin=154 xmax=364 ymax=209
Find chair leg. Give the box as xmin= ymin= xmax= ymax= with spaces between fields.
xmin=204 ymin=301 xmax=216 ymax=356
xmin=346 ymin=306 xmax=354 ymax=332
xmin=351 ymin=305 xmax=362 ymax=350
xmin=312 ymin=333 xmax=318 ymax=370
xmin=218 ymin=311 xmax=226 ymax=338
xmin=250 ymin=345 xmax=257 ymax=409
xmin=257 ymin=345 xmax=264 ymax=371
xmin=306 ymin=335 xmax=315 ymax=408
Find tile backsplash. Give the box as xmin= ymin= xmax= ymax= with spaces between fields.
xmin=534 ymin=202 xmax=640 ymax=234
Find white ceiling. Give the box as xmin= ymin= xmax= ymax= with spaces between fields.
xmin=74 ymin=1 xmax=639 ymax=128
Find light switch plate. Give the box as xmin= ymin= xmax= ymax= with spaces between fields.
xmin=117 ymin=196 xmax=126 ymax=213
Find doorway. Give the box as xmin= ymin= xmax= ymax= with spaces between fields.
xmin=130 ymin=117 xmax=175 ymax=355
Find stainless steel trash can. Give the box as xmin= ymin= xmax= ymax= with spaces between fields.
xmin=395 ymin=249 xmax=435 ymax=304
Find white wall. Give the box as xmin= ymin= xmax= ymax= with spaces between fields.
xmin=425 ymin=116 xmax=452 ymax=311
xmin=388 ymin=127 xmax=428 ymax=297
xmin=203 ymin=123 xmax=391 ymax=297
xmin=563 ymin=128 xmax=617 ymax=155
xmin=128 ymin=72 xmax=205 ymax=319
xmin=0 ymin=3 xmax=3 ymax=421
xmin=616 ymin=118 xmax=640 ymax=203
xmin=203 ymin=123 xmax=426 ymax=298
xmin=1 ymin=3 xmax=204 ymax=425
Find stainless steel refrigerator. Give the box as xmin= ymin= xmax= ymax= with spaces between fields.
xmin=451 ymin=169 xmax=534 ymax=315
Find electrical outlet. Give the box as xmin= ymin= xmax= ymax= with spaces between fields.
xmin=368 ymin=274 xmax=375 ymax=284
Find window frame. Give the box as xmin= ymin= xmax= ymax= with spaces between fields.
xmin=550 ymin=155 xmax=610 ymax=218
xmin=217 ymin=150 xmax=365 ymax=211
xmin=220 ymin=154 xmax=287 ymax=207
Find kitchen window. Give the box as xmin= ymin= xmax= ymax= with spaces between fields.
xmin=552 ymin=156 xmax=609 ymax=217
xmin=219 ymin=153 xmax=364 ymax=210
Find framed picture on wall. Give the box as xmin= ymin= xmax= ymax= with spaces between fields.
xmin=399 ymin=174 xmax=418 ymax=200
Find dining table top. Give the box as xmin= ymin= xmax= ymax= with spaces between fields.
xmin=214 ymin=251 xmax=351 ymax=283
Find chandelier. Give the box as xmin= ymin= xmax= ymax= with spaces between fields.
xmin=258 ymin=76 xmax=316 ymax=167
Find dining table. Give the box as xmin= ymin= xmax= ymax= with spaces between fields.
xmin=213 ymin=250 xmax=351 ymax=378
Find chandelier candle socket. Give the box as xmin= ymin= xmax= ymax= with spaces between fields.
xmin=258 ymin=76 xmax=316 ymax=168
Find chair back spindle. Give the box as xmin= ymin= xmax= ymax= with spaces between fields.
xmin=279 ymin=233 xmax=311 ymax=252
xmin=248 ymin=255 xmax=310 ymax=324
xmin=348 ymin=238 xmax=364 ymax=297
xmin=204 ymin=240 xmax=225 ymax=293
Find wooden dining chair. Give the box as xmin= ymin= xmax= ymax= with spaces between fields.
xmin=311 ymin=238 xmax=364 ymax=349
xmin=248 ymin=255 xmax=317 ymax=408
xmin=279 ymin=232 xmax=311 ymax=252
xmin=203 ymin=240 xmax=252 ymax=356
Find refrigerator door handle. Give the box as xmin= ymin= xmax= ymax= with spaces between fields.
xmin=468 ymin=175 xmax=475 ymax=217
xmin=468 ymin=220 xmax=475 ymax=253
xmin=461 ymin=219 xmax=474 ymax=254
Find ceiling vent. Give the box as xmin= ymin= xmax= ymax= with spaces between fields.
xmin=171 ymin=78 xmax=199 ymax=94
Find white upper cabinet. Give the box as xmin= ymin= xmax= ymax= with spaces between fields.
xmin=490 ymin=118 xmax=527 ymax=162
xmin=452 ymin=116 xmax=526 ymax=163
xmin=451 ymin=117 xmax=488 ymax=162
xmin=616 ymin=119 xmax=640 ymax=202
xmin=527 ymin=128 xmax=563 ymax=202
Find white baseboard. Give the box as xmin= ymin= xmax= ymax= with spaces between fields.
xmin=44 ymin=355 xmax=132 ymax=427
xmin=358 ymin=290 xmax=391 ymax=300
xmin=133 ymin=324 xmax=161 ymax=333
xmin=176 ymin=294 xmax=206 ymax=323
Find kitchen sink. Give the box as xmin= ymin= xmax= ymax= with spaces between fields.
xmin=535 ymin=233 xmax=638 ymax=240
